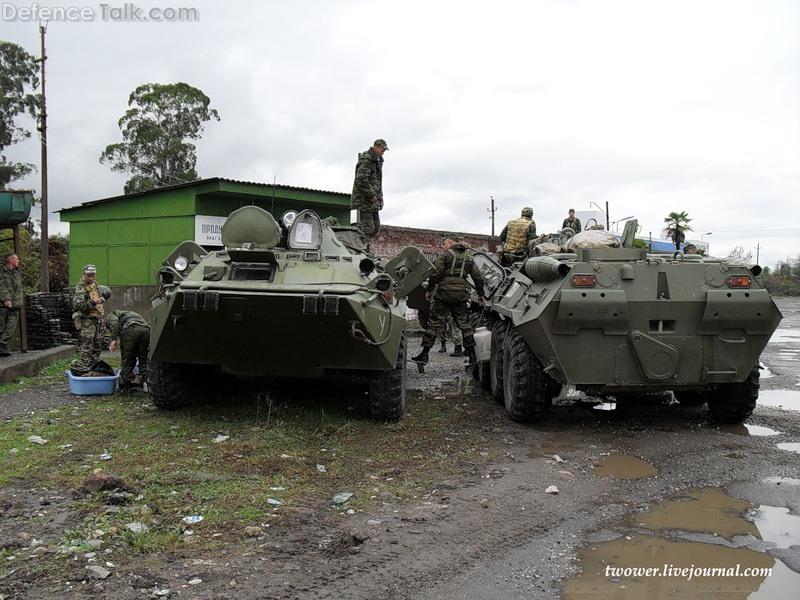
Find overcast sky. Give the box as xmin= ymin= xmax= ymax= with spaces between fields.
xmin=3 ymin=0 xmax=799 ymax=268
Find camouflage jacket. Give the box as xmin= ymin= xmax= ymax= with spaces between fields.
xmin=106 ymin=309 xmax=149 ymax=340
xmin=350 ymin=147 xmax=384 ymax=211
xmin=500 ymin=217 xmax=537 ymax=252
xmin=0 ymin=265 xmax=24 ymax=309
xmin=562 ymin=217 xmax=582 ymax=233
xmin=428 ymin=245 xmax=485 ymax=300
xmin=73 ymin=278 xmax=105 ymax=319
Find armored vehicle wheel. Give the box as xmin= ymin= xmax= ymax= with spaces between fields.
xmin=369 ymin=333 xmax=406 ymax=421
xmin=673 ymin=390 xmax=708 ymax=407
xmin=490 ymin=320 xmax=509 ymax=403
xmin=707 ymin=367 xmax=759 ymax=424
xmin=149 ymin=361 xmax=200 ymax=410
xmin=502 ymin=328 xmax=551 ymax=422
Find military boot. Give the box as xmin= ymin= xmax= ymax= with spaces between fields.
xmin=118 ymin=381 xmax=133 ymax=396
xmin=449 ymin=345 xmax=463 ymax=357
xmin=411 ymin=347 xmax=430 ymax=364
xmin=466 ymin=346 xmax=477 ymax=366
xmin=438 ymin=340 xmax=447 ymax=353
xmin=0 ymin=343 xmax=10 ymax=357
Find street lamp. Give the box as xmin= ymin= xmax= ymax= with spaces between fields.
xmin=701 ymin=232 xmax=712 ymax=241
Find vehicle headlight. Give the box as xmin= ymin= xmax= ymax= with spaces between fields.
xmin=174 ymin=255 xmax=189 ymax=272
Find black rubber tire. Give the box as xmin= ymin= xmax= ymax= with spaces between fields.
xmin=148 ymin=361 xmax=194 ymax=410
xmin=674 ymin=390 xmax=708 ymax=407
xmin=490 ymin=320 xmax=508 ymax=403
xmin=707 ymin=367 xmax=759 ymax=424
xmin=502 ymin=328 xmax=551 ymax=422
xmin=370 ymin=332 xmax=406 ymax=421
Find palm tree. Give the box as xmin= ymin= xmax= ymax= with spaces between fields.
xmin=664 ymin=211 xmax=693 ymax=250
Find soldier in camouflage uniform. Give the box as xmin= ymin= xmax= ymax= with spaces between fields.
xmin=106 ymin=309 xmax=150 ymax=394
xmin=71 ymin=264 xmax=108 ymax=373
xmin=350 ymin=138 xmax=388 ymax=250
xmin=0 ymin=254 xmax=24 ymax=357
xmin=498 ymin=207 xmax=537 ymax=266
xmin=412 ymin=236 xmax=485 ymax=366
xmin=562 ymin=208 xmax=582 ymax=233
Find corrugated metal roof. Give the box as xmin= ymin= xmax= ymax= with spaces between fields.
xmin=59 ymin=177 xmax=349 ymax=213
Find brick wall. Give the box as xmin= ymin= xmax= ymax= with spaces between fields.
xmin=371 ymin=224 xmax=500 ymax=261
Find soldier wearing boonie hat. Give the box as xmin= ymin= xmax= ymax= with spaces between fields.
xmin=71 ymin=263 xmax=107 ymax=373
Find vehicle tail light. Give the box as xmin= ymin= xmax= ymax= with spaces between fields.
xmin=572 ymin=274 xmax=597 ymax=287
xmin=727 ymin=275 xmax=752 ymax=288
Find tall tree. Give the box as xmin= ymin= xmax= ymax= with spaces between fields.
xmin=99 ymin=82 xmax=220 ymax=194
xmin=0 ymin=41 xmax=40 ymax=188
xmin=663 ymin=211 xmax=693 ymax=250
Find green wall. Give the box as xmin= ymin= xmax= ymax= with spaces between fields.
xmin=61 ymin=178 xmax=350 ymax=286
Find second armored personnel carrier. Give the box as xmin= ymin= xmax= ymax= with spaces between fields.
xmin=148 ymin=206 xmax=433 ymax=420
xmin=472 ymin=220 xmax=783 ymax=424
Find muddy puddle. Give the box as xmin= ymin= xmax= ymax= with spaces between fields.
xmin=758 ymin=390 xmax=800 ymax=411
xmin=777 ymin=442 xmax=800 ymax=454
xmin=591 ymin=454 xmax=658 ymax=479
xmin=565 ymin=487 xmax=800 ymax=599
xmin=721 ymin=423 xmax=782 ymax=436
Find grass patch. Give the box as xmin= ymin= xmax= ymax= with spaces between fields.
xmin=0 ymin=376 xmax=503 ymax=557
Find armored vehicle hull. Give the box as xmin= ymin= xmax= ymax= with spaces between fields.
xmin=149 ymin=206 xmax=433 ymax=420
xmin=473 ymin=226 xmax=783 ymax=424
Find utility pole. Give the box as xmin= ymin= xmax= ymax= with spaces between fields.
xmin=36 ymin=23 xmax=49 ymax=293
xmin=756 ymin=241 xmax=760 ymax=264
xmin=605 ymin=200 xmax=610 ymax=231
xmin=487 ymin=196 xmax=496 ymax=237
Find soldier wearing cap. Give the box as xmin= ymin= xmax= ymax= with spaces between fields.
xmin=412 ymin=234 xmax=485 ymax=366
xmin=71 ymin=264 xmax=108 ymax=373
xmin=350 ymin=138 xmax=389 ymax=250
xmin=498 ymin=207 xmax=537 ymax=265
xmin=684 ymin=243 xmax=698 ymax=254
xmin=0 ymin=253 xmax=23 ymax=357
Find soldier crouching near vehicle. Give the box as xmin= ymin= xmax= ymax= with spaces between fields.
xmin=412 ymin=235 xmax=485 ymax=366
xmin=106 ymin=309 xmax=150 ymax=394
xmin=70 ymin=264 xmax=109 ymax=373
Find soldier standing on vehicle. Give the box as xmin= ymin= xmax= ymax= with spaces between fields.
xmin=412 ymin=235 xmax=485 ymax=366
xmin=106 ymin=309 xmax=150 ymax=394
xmin=71 ymin=264 xmax=108 ymax=373
xmin=499 ymin=207 xmax=537 ymax=265
xmin=350 ymin=138 xmax=388 ymax=250
xmin=0 ymin=253 xmax=23 ymax=357
xmin=562 ymin=208 xmax=582 ymax=233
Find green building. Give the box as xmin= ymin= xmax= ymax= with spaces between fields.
xmin=59 ymin=178 xmax=351 ymax=286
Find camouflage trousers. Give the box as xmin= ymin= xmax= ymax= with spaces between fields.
xmin=437 ymin=314 xmax=463 ymax=345
xmin=359 ymin=210 xmax=381 ymax=246
xmin=421 ymin=296 xmax=475 ymax=350
xmin=0 ymin=308 xmax=19 ymax=346
xmin=119 ymin=324 xmax=150 ymax=385
xmin=73 ymin=317 xmax=105 ymax=372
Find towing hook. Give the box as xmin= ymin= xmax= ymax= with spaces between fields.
xmin=349 ymin=322 xmax=370 ymax=344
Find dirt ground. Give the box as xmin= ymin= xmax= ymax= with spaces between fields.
xmin=0 ymin=299 xmax=798 ymax=600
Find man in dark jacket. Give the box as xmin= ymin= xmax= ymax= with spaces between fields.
xmin=350 ymin=138 xmax=388 ymax=250
xmin=412 ymin=236 xmax=485 ymax=366
xmin=0 ymin=253 xmax=24 ymax=357
xmin=562 ymin=208 xmax=582 ymax=233
xmin=106 ymin=308 xmax=150 ymax=394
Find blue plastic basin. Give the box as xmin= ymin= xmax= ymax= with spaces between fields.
xmin=65 ymin=369 xmax=120 ymax=395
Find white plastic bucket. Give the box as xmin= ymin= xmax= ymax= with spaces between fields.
xmin=474 ymin=326 xmax=491 ymax=363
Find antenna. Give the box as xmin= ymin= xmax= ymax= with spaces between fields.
xmin=487 ymin=196 xmax=496 ymax=236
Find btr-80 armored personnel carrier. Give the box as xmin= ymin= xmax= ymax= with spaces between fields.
xmin=472 ymin=220 xmax=783 ymax=424
xmin=148 ymin=206 xmax=433 ymax=420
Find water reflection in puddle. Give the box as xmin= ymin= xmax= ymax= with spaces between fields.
xmin=565 ymin=488 xmax=800 ymax=599
xmin=720 ymin=423 xmax=781 ymax=436
xmin=591 ymin=455 xmax=658 ymax=479
xmin=758 ymin=390 xmax=800 ymax=411
xmin=776 ymin=442 xmax=800 ymax=454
